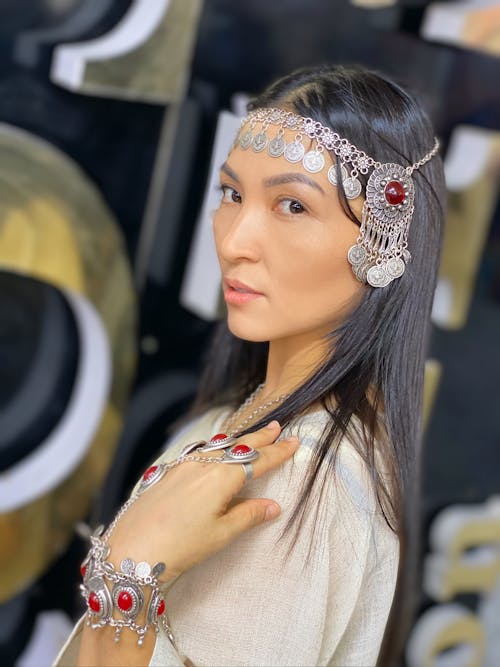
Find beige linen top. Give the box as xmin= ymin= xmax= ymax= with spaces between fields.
xmin=55 ymin=406 xmax=399 ymax=667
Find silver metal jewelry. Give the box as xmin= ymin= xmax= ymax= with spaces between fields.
xmin=79 ymin=440 xmax=267 ymax=647
xmin=80 ymin=525 xmax=174 ymax=647
xmin=220 ymin=444 xmax=259 ymax=463
xmin=79 ymin=375 xmax=296 ymax=647
xmin=241 ymin=462 xmax=254 ymax=482
xmin=222 ymin=383 xmax=290 ymax=436
xmin=236 ymin=108 xmax=440 ymax=288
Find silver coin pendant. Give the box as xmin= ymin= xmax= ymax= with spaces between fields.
xmin=386 ymin=257 xmax=405 ymax=279
xmin=284 ymin=140 xmax=305 ymax=163
xmin=252 ymin=131 xmax=267 ymax=152
xmin=120 ymin=558 xmax=135 ymax=574
xmin=268 ymin=135 xmax=285 ymax=157
xmin=343 ymin=176 xmax=362 ymax=199
xmin=347 ymin=244 xmax=366 ymax=266
xmin=135 ymin=561 xmax=151 ymax=578
xmin=239 ymin=130 xmax=252 ymax=150
xmin=367 ymin=265 xmax=390 ymax=288
xmin=327 ymin=163 xmax=348 ymax=186
xmin=303 ymin=150 xmax=325 ymax=173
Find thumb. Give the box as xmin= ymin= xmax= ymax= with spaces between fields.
xmin=221 ymin=499 xmax=281 ymax=540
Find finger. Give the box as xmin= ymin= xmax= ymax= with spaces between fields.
xmin=242 ymin=435 xmax=299 ymax=481
xmin=209 ymin=420 xmax=283 ymax=452
xmin=219 ymin=498 xmax=282 ymax=541
xmin=198 ymin=435 xmax=299 ymax=499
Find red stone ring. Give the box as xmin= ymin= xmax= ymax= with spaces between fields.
xmin=220 ymin=444 xmax=259 ymax=463
xmin=197 ymin=433 xmax=237 ymax=453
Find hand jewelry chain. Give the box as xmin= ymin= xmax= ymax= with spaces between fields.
xmin=79 ymin=383 xmax=291 ymax=647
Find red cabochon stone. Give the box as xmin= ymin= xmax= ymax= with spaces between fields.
xmin=157 ymin=599 xmax=166 ymax=616
xmin=231 ymin=444 xmax=252 ymax=455
xmin=384 ymin=180 xmax=406 ymax=205
xmin=88 ymin=592 xmax=100 ymax=613
xmin=143 ymin=465 xmax=158 ymax=480
xmin=117 ymin=591 xmax=133 ymax=611
xmin=210 ymin=433 xmax=228 ymax=442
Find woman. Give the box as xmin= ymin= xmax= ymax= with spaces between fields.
xmin=56 ymin=64 xmax=445 ymax=666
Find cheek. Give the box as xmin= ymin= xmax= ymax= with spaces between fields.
xmin=274 ymin=232 xmax=361 ymax=311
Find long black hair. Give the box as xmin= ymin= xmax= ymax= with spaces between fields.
xmin=190 ymin=64 xmax=446 ymax=665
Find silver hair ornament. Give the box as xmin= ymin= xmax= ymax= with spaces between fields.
xmin=236 ymin=108 xmax=440 ymax=288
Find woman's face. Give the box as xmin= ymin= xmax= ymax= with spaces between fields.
xmin=213 ymin=124 xmax=365 ymax=347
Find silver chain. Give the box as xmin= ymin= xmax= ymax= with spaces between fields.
xmin=223 ymin=383 xmax=291 ymax=436
xmin=102 ymin=455 xmax=226 ymax=543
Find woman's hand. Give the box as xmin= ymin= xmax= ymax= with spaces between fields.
xmin=106 ymin=420 xmax=298 ymax=581
xmin=77 ymin=421 xmax=298 ymax=666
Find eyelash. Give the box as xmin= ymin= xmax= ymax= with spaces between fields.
xmin=218 ymin=184 xmax=241 ymax=204
xmin=217 ymin=185 xmax=308 ymax=216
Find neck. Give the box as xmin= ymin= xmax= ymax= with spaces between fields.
xmin=261 ymin=333 xmax=330 ymax=400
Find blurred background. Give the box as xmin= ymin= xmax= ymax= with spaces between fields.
xmin=0 ymin=1 xmax=499 ymax=665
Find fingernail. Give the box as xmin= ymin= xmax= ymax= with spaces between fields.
xmin=265 ymin=504 xmax=280 ymax=520
xmin=266 ymin=420 xmax=280 ymax=429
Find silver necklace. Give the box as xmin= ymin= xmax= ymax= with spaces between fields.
xmin=224 ymin=383 xmax=290 ymax=436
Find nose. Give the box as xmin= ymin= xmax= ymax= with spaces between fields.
xmin=215 ymin=202 xmax=262 ymax=264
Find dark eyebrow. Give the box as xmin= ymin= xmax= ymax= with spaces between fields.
xmin=264 ymin=172 xmax=325 ymax=195
xmin=220 ymin=163 xmax=325 ymax=196
xmin=263 ymin=173 xmax=325 ymax=195
xmin=220 ymin=162 xmax=240 ymax=182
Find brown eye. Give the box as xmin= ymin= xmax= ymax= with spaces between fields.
xmin=276 ymin=198 xmax=307 ymax=215
xmin=220 ymin=185 xmax=242 ymax=203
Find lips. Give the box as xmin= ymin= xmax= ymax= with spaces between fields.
xmin=224 ymin=278 xmax=264 ymax=305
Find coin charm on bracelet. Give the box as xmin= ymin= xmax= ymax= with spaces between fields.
xmin=120 ymin=558 xmax=135 ymax=575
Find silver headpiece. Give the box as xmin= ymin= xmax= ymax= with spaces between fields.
xmin=236 ymin=108 xmax=440 ymax=288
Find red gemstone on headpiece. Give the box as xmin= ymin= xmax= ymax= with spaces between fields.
xmin=80 ymin=564 xmax=87 ymax=577
xmin=384 ymin=180 xmax=406 ymax=205
xmin=157 ymin=599 xmax=166 ymax=616
xmin=231 ymin=444 xmax=252 ymax=455
xmin=88 ymin=592 xmax=100 ymax=612
xmin=117 ymin=590 xmax=133 ymax=611
xmin=143 ymin=465 xmax=158 ymax=481
xmin=210 ymin=433 xmax=228 ymax=442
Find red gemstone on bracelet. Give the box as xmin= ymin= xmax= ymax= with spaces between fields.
xmin=117 ymin=591 xmax=133 ymax=611
xmin=231 ymin=444 xmax=252 ymax=455
xmin=80 ymin=564 xmax=86 ymax=577
xmin=143 ymin=465 xmax=158 ymax=481
xmin=210 ymin=433 xmax=228 ymax=442
xmin=157 ymin=599 xmax=166 ymax=616
xmin=384 ymin=180 xmax=406 ymax=205
xmin=88 ymin=592 xmax=100 ymax=613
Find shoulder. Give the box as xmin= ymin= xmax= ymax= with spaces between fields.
xmin=280 ymin=408 xmax=399 ymax=559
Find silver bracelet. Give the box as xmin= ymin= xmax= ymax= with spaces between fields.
xmin=80 ymin=527 xmax=175 ymax=646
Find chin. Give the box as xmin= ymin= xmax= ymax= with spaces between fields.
xmin=226 ymin=318 xmax=270 ymax=343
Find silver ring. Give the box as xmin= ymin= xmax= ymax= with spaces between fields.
xmin=241 ymin=462 xmax=253 ymax=482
